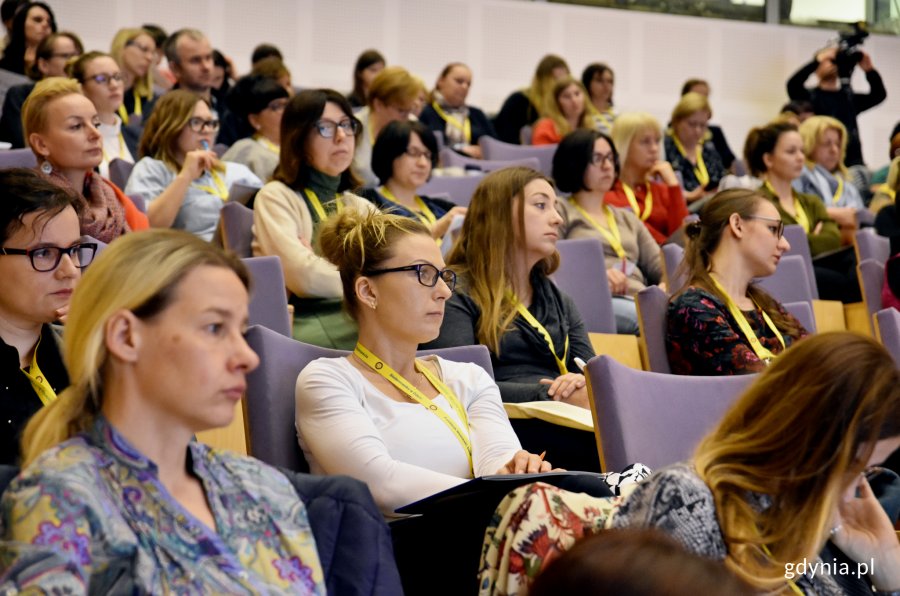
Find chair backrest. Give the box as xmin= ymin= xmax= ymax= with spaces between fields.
xmin=244 ymin=325 xmax=496 ymax=472
xmin=220 ymin=201 xmax=255 ymax=258
xmin=661 ymin=243 xmax=686 ymax=292
xmin=478 ymin=136 xmax=557 ymax=176
xmin=585 ymin=355 xmax=756 ymax=472
xmin=875 ymin=308 xmax=900 ymax=368
xmin=418 ymin=174 xmax=484 ymax=207
xmin=782 ymin=225 xmax=819 ymax=299
xmin=439 ymin=147 xmax=540 ymax=173
xmin=213 ymin=142 xmax=229 ymax=157
xmin=552 ymin=237 xmax=616 ymax=333
xmin=858 ymin=258 xmax=885 ymax=332
xmin=855 ymin=229 xmax=890 ymax=264
xmin=243 ymin=256 xmax=292 ymax=337
xmin=755 ymin=254 xmax=815 ymax=304
xmin=127 ymin=194 xmax=146 ymax=213
xmin=782 ymin=300 xmax=816 ymax=333
xmin=108 ymin=158 xmax=134 ymax=189
xmin=228 ymin=182 xmax=261 ymax=206
xmin=0 ymin=148 xmax=37 ymax=169
xmin=635 ymin=285 xmax=671 ymax=373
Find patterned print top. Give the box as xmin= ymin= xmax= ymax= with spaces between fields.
xmin=0 ymin=416 xmax=325 ymax=595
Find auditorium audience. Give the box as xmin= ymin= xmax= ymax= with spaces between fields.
xmin=22 ymin=78 xmax=148 ymax=243
xmin=1 ymin=229 xmax=327 ymax=593
xmin=418 ymin=62 xmax=495 ymax=158
xmin=532 ymin=76 xmax=592 ymax=146
xmin=554 ymin=129 xmax=662 ymax=335
xmin=252 ymin=89 xmax=372 ymax=349
xmin=358 ymin=120 xmax=466 ymax=241
xmin=221 ymin=74 xmax=290 ymax=181
xmin=0 ymin=169 xmax=85 ymax=467
xmin=606 ymin=112 xmax=688 ymax=244
xmin=664 ymin=92 xmax=726 ymax=209
xmin=424 ymin=167 xmax=594 ymax=406
xmin=124 ymin=90 xmax=260 ymax=240
xmin=0 ymin=1 xmax=54 ymax=75
xmin=109 ymin=27 xmax=158 ymax=126
xmin=346 ymin=49 xmax=385 ymax=109
xmin=581 ymin=62 xmax=616 ymax=135
xmin=613 ymin=331 xmax=900 ymax=595
xmin=667 ymin=189 xmax=807 ymax=375
xmin=493 ymin=54 xmax=569 ymax=144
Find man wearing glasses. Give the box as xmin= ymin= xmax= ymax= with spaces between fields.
xmin=0 ymin=169 xmax=92 ymax=466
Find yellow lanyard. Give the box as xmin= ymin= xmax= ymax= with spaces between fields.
xmin=761 ymin=545 xmax=804 ymax=595
xmin=20 ymin=336 xmax=58 ymax=407
xmin=430 ymin=101 xmax=471 ymax=144
xmin=568 ymin=199 xmax=625 ymax=259
xmin=831 ymin=176 xmax=843 ymax=205
xmin=255 ymin=134 xmax=280 ymax=155
xmin=595 ymin=107 xmax=614 ymax=131
xmin=670 ymin=133 xmax=710 ymax=188
xmin=877 ymin=184 xmax=896 ymax=201
xmin=621 ymin=182 xmax=653 ymax=221
xmin=303 ymin=188 xmax=342 ymax=221
xmin=379 ymin=186 xmax=437 ymax=226
xmin=512 ymin=296 xmax=570 ymax=375
xmin=193 ymin=169 xmax=228 ymax=201
xmin=101 ymin=131 xmax=128 ymax=165
xmin=765 ymin=181 xmax=809 ymax=233
xmin=709 ymin=276 xmax=785 ymax=363
xmin=117 ymin=89 xmax=143 ymax=125
xmin=354 ymin=343 xmax=472 ymax=474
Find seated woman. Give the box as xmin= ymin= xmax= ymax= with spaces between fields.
xmin=346 ymin=49 xmax=385 ymax=109
xmin=679 ymin=79 xmax=736 ymax=171
xmin=613 ymin=332 xmax=900 ymax=595
xmin=109 ymin=28 xmax=159 ymax=127
xmin=605 ymin=112 xmax=688 ymax=244
xmin=424 ymin=167 xmax=595 ymax=406
xmin=746 ymin=121 xmax=859 ymax=303
xmin=493 ymin=54 xmax=569 ymax=145
xmin=296 ymin=209 xmax=551 ymax=514
xmin=667 ymin=188 xmax=807 ymax=375
xmin=418 ymin=62 xmax=495 ymax=158
xmin=664 ymin=92 xmax=726 ymax=210
xmin=221 ymin=74 xmax=289 ymax=181
xmin=0 ymin=1 xmax=55 ymax=75
xmin=581 ymin=62 xmax=616 ymax=136
xmin=125 ymin=90 xmax=261 ymax=241
xmin=532 ymin=77 xmax=593 ymax=146
xmin=253 ymin=89 xmax=372 ymax=349
xmin=0 ymin=168 xmax=89 ymax=466
xmin=0 ymin=30 xmax=82 ymax=148
xmin=554 ymin=129 xmax=663 ymax=335
xmin=67 ymin=52 xmax=140 ymax=178
xmin=358 ymin=120 xmax=466 ymax=241
xmin=22 ymin=78 xmax=148 ymax=243
xmin=1 ymin=229 xmax=327 ymax=593
xmin=352 ymin=65 xmax=423 ymax=187
xmin=796 ymin=115 xmax=866 ymax=231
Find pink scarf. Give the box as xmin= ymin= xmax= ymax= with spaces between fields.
xmin=41 ymin=168 xmax=129 ymax=243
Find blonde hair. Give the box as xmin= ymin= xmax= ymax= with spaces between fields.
xmin=366 ymin=65 xmax=423 ymax=108
xmin=694 ymin=332 xmax=900 ymax=591
xmin=137 ymin=89 xmax=208 ymax=171
xmin=525 ymin=54 xmax=569 ymax=118
xmin=21 ymin=77 xmax=83 ymax=156
xmin=319 ymin=209 xmax=430 ymax=320
xmin=670 ymin=92 xmax=711 ymax=125
xmin=21 ymin=229 xmax=249 ymax=467
xmin=799 ymin=115 xmax=849 ymax=178
xmin=544 ymin=76 xmax=592 ymax=138
xmin=109 ymin=28 xmax=155 ymax=99
xmin=446 ymin=167 xmax=558 ymax=354
xmin=610 ymin=112 xmax=662 ymax=173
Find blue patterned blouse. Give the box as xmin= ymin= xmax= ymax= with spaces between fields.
xmin=0 ymin=416 xmax=325 ymax=594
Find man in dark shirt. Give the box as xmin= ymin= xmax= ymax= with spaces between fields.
xmin=786 ymin=46 xmax=886 ymax=167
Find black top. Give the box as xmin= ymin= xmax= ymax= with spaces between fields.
xmin=708 ymin=125 xmax=735 ymax=170
xmin=0 ymin=324 xmax=68 ymax=466
xmin=786 ymin=61 xmax=887 ymax=167
xmin=418 ymin=104 xmax=496 ymax=148
xmin=357 ymin=187 xmax=455 ymax=222
xmin=0 ymin=82 xmax=35 ymax=148
xmin=664 ymin=134 xmax=727 ymax=192
xmin=422 ymin=271 xmax=595 ymax=403
xmin=492 ymin=91 xmax=540 ymax=145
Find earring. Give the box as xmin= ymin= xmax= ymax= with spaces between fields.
xmin=370 ymin=299 xmax=377 ymax=310
xmin=40 ymin=159 xmax=53 ymax=175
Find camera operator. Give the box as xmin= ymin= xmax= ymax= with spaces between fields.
xmin=786 ymin=44 xmax=886 ymax=168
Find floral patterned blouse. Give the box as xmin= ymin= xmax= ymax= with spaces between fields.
xmin=667 ymin=286 xmax=807 ymax=375
xmin=0 ymin=416 xmax=325 ymax=594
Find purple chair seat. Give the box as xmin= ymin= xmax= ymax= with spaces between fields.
xmin=875 ymin=308 xmax=900 ymax=368
xmin=755 ymin=254 xmax=815 ymax=304
xmin=243 ymin=256 xmax=291 ymax=337
xmin=858 ymin=258 xmax=885 ymax=333
xmin=552 ymin=237 xmax=616 ymax=333
xmin=418 ymin=174 xmax=484 ymax=207
xmin=855 ymin=228 xmax=890 ymax=264
xmin=635 ymin=285 xmax=670 ymax=373
xmin=220 ymin=201 xmax=254 ymax=258
xmin=0 ymin=148 xmax=37 ymax=169
xmin=478 ymin=136 xmax=557 ymax=176
xmin=439 ymin=147 xmax=540 ymax=173
xmin=108 ymin=158 xmax=134 ymax=189
xmin=782 ymin=225 xmax=819 ymax=299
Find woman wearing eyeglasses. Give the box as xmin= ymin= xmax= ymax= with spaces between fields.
xmin=253 ymin=89 xmax=373 ymax=349
xmin=667 ymin=189 xmax=808 ymax=376
xmin=125 ymin=90 xmax=261 ymax=241
xmin=664 ymin=93 xmax=726 ymax=210
xmin=0 ymin=168 xmax=93 ymax=466
xmin=67 ymin=52 xmax=139 ymax=178
xmin=221 ymin=74 xmax=290 ymax=181
xmin=109 ymin=28 xmax=159 ymax=127
xmin=21 ymin=78 xmax=148 ymax=244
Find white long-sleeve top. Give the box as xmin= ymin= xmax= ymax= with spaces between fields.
xmin=295 ymin=355 xmax=521 ymax=514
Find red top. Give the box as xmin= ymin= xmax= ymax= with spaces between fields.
xmin=531 ymin=118 xmax=563 ymax=146
xmin=604 ymin=179 xmax=688 ymax=244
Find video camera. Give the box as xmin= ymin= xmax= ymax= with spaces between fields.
xmin=834 ymin=21 xmax=869 ymax=81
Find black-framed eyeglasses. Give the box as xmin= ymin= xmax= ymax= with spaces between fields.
xmin=188 ymin=117 xmax=220 ymax=133
xmin=744 ymin=215 xmax=784 ymax=239
xmin=315 ymin=118 xmax=360 ymax=139
xmin=364 ymin=263 xmax=457 ymax=291
xmin=591 ymin=152 xmax=615 ymax=166
xmin=0 ymin=242 xmax=97 ymax=272
xmin=89 ymin=72 xmax=123 ymax=86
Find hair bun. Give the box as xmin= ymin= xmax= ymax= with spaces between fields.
xmin=685 ymin=220 xmax=702 ymax=239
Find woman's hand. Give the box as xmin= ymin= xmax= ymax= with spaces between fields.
xmin=460 ymin=145 xmax=483 ymax=159
xmin=648 ymin=161 xmax=680 ymax=187
xmin=540 ymin=374 xmax=590 ymax=409
xmin=606 ymin=267 xmax=629 ymax=296
xmin=684 ymin=186 xmax=708 ymax=204
xmin=179 ymin=149 xmax=220 ymax=181
xmin=831 ymin=474 xmax=900 ymax=591
xmin=826 ymin=206 xmax=857 ymax=230
xmin=431 ymin=206 xmax=468 ymax=239
xmin=496 ymin=449 xmax=553 ymax=475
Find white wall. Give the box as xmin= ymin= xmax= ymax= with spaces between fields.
xmin=47 ymin=0 xmax=899 ymax=167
